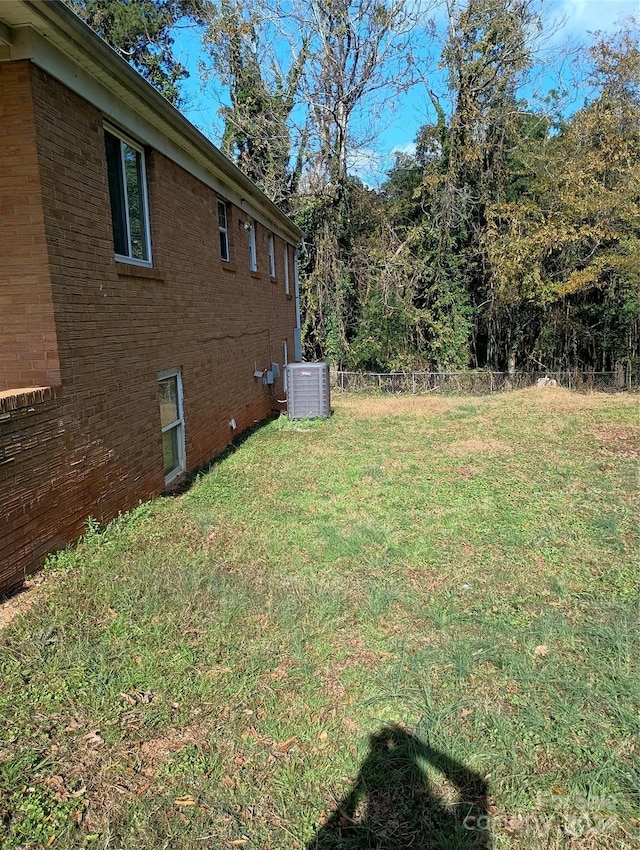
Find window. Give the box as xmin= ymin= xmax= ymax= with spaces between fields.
xmin=218 ymin=200 xmax=230 ymax=261
xmin=284 ymin=244 xmax=290 ymax=295
xmin=248 ymin=221 xmax=257 ymax=272
xmin=104 ymin=128 xmax=151 ymax=264
xmin=282 ymin=339 xmax=289 ymax=391
xmin=268 ymin=233 xmax=276 ymax=278
xmin=158 ymin=369 xmax=185 ymax=485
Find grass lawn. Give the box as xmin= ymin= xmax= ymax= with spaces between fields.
xmin=0 ymin=388 xmax=638 ymax=849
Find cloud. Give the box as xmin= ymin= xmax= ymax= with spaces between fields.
xmin=544 ymin=0 xmax=638 ymax=37
xmin=390 ymin=142 xmax=417 ymax=158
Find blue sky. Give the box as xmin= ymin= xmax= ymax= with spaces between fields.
xmin=172 ymin=0 xmax=638 ymax=186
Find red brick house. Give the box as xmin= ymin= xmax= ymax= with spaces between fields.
xmin=0 ymin=0 xmax=303 ymax=594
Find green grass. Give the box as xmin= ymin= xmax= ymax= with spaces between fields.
xmin=1 ymin=389 xmax=638 ymax=849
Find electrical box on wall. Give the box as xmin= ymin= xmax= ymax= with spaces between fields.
xmin=285 ymin=362 xmax=331 ymax=420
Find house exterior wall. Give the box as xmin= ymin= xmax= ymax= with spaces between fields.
xmin=0 ymin=62 xmax=297 ymax=595
xmin=0 ymin=61 xmax=60 ymax=390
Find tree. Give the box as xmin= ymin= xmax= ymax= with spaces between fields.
xmin=63 ymin=0 xmax=190 ymax=105
xmin=194 ymin=0 xmax=307 ymax=205
xmin=485 ymin=19 xmax=640 ymax=375
xmin=293 ymin=0 xmax=424 ymax=363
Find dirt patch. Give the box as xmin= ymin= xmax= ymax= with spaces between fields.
xmin=595 ymin=424 xmax=640 ymax=459
xmin=137 ymin=726 xmax=203 ymax=767
xmin=444 ymin=438 xmax=512 ymax=457
xmin=0 ymin=572 xmax=47 ymax=631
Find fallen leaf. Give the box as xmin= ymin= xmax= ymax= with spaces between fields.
xmin=276 ymin=736 xmax=298 ymax=753
xmin=85 ymin=731 xmax=105 ymax=746
xmin=135 ymin=690 xmax=154 ymax=704
xmin=120 ymin=692 xmax=137 ymax=706
xmin=69 ymin=786 xmax=86 ymax=799
xmin=502 ymin=816 xmax=524 ymax=836
xmin=174 ymin=795 xmax=197 ymax=807
xmin=534 ymin=645 xmax=549 ymax=657
xmin=318 ymin=730 xmax=328 ymax=741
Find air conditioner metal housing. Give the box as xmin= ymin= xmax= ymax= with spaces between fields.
xmin=286 ymin=362 xmax=331 ymax=420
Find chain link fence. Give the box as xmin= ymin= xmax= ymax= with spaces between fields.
xmin=331 ymin=370 xmax=637 ymax=395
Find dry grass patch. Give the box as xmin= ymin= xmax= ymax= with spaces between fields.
xmin=443 ymin=437 xmax=512 ymax=457
xmin=595 ymin=423 xmax=640 ymax=458
xmin=334 ymin=395 xmax=458 ymax=418
xmin=507 ymin=386 xmax=638 ymax=413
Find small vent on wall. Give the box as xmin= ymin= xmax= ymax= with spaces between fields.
xmin=285 ymin=362 xmax=331 ymax=420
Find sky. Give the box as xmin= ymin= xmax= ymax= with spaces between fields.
xmin=172 ymin=0 xmax=639 ymax=186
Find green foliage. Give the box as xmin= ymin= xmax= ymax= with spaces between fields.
xmin=63 ymin=0 xmax=189 ymax=104
xmin=0 ymin=750 xmax=82 ymax=848
xmin=485 ymin=19 xmax=640 ymax=372
xmin=350 ymin=292 xmax=416 ymax=371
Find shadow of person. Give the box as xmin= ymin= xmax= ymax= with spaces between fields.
xmin=307 ymin=725 xmax=491 ymax=849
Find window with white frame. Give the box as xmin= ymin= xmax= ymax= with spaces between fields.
xmin=282 ymin=339 xmax=289 ymax=391
xmin=104 ymin=127 xmax=151 ymax=264
xmin=268 ymin=233 xmax=276 ymax=278
xmin=158 ymin=369 xmax=185 ymax=485
xmin=218 ymin=200 xmax=230 ymax=261
xmin=248 ymin=221 xmax=257 ymax=271
xmin=283 ymin=244 xmax=290 ymax=295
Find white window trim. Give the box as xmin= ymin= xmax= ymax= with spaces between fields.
xmin=268 ymin=233 xmax=276 ymax=278
xmin=158 ymin=367 xmax=186 ymax=486
xmin=248 ymin=222 xmax=257 ymax=272
xmin=284 ymin=244 xmax=290 ymax=295
xmin=218 ymin=199 xmax=230 ymax=262
xmin=282 ymin=339 xmax=289 ymax=392
xmin=105 ymin=124 xmax=153 ymax=267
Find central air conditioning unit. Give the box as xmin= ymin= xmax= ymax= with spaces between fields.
xmin=286 ymin=362 xmax=331 ymax=420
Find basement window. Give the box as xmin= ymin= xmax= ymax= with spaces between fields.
xmin=104 ymin=127 xmax=152 ymax=265
xmin=158 ymin=369 xmax=185 ymax=485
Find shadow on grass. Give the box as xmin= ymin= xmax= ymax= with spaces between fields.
xmin=308 ymin=725 xmax=490 ymax=849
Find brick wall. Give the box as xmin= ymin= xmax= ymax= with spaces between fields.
xmin=0 ymin=62 xmax=296 ymax=594
xmin=0 ymin=61 xmax=60 ymax=390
